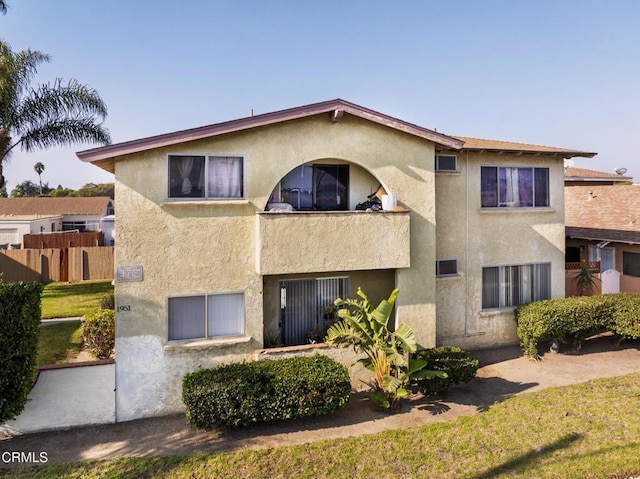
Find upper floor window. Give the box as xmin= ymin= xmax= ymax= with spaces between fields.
xmin=269 ymin=164 xmax=349 ymax=211
xmin=168 ymin=155 xmax=243 ymax=199
xmin=481 ymin=167 xmax=549 ymax=208
xmin=435 ymin=155 xmax=457 ymax=172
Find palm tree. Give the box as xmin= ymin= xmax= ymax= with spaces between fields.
xmin=0 ymin=40 xmax=111 ymax=189
xmin=0 ymin=1 xmax=7 ymax=14
xmin=33 ymin=161 xmax=44 ymax=194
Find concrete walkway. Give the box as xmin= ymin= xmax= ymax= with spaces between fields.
xmin=1 ymin=334 xmax=639 ymax=467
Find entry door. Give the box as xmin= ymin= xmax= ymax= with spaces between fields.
xmin=279 ymin=277 xmax=349 ymax=346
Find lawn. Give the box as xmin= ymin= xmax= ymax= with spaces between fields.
xmin=41 ymin=280 xmax=113 ymax=319
xmin=37 ymin=320 xmax=84 ymax=367
xmin=4 ymin=372 xmax=640 ymax=479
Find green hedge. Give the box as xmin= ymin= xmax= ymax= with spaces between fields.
xmin=182 ymin=355 xmax=351 ymax=428
xmin=82 ymin=309 xmax=115 ymax=359
xmin=414 ymin=346 xmax=479 ymax=395
xmin=515 ymin=293 xmax=640 ymax=357
xmin=0 ymin=282 xmax=44 ymax=423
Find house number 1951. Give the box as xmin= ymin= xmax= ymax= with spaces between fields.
xmin=117 ymin=305 xmax=131 ymax=312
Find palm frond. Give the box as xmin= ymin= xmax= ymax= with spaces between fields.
xmin=18 ymin=118 xmax=111 ymax=152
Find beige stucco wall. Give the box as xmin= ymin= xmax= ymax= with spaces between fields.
xmin=112 ymin=114 xmax=437 ymax=420
xmin=435 ymin=151 xmax=566 ymax=350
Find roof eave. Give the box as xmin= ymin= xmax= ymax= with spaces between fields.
xmin=77 ymin=99 xmax=463 ymax=167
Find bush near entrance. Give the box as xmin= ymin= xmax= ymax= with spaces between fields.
xmin=182 ymin=355 xmax=351 ymax=428
xmin=515 ymin=293 xmax=640 ymax=357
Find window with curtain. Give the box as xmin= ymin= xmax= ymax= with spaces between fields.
xmin=482 ymin=263 xmax=551 ymax=309
xmin=168 ymin=292 xmax=245 ymax=341
xmin=168 ymin=155 xmax=243 ymax=199
xmin=481 ymin=167 xmax=549 ymax=208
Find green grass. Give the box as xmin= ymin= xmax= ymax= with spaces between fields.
xmin=41 ymin=280 xmax=114 ymax=319
xmin=4 ymin=373 xmax=640 ymax=479
xmin=37 ymin=321 xmax=84 ymax=367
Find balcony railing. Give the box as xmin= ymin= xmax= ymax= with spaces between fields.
xmin=256 ymin=210 xmax=411 ymax=275
xmin=565 ymin=261 xmax=600 ymax=271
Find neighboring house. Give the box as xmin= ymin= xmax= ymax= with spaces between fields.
xmin=0 ymin=214 xmax=63 ymax=248
xmin=0 ymin=197 xmax=114 ymax=246
xmin=565 ymin=181 xmax=640 ymax=295
xmin=77 ymin=99 xmax=595 ymax=421
xmin=564 ymin=166 xmax=632 ymax=187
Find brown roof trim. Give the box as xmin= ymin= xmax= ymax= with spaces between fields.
xmin=77 ymin=99 xmax=464 ymax=171
xmin=450 ymin=136 xmax=597 ymax=159
xmin=566 ymin=226 xmax=640 ymax=245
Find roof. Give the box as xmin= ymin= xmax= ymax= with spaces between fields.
xmin=77 ymin=99 xmax=465 ymax=173
xmin=564 ymin=166 xmax=632 ymax=183
xmin=565 ymin=185 xmax=640 ymax=244
xmin=0 ymin=214 xmax=62 ymax=222
xmin=0 ymin=197 xmax=113 ymax=217
xmin=452 ymin=136 xmax=597 ymax=159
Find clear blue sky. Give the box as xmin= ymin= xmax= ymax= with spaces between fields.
xmin=2 ymin=0 xmax=639 ymax=189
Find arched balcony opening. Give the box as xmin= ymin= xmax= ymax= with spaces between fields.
xmin=264 ymin=160 xmax=388 ymax=212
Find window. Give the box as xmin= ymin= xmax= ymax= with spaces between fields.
xmin=482 ymin=263 xmax=551 ymax=309
xmin=62 ymin=221 xmax=99 ymax=232
xmin=168 ymin=155 xmax=243 ymax=199
xmin=623 ymin=252 xmax=640 ymax=277
xmin=436 ymin=259 xmax=458 ymax=276
xmin=589 ymin=245 xmax=615 ymax=272
xmin=565 ymin=246 xmax=581 ymax=263
xmin=270 ymin=165 xmax=348 ymax=211
xmin=168 ymin=292 xmax=245 ymax=340
xmin=435 ymin=155 xmax=457 ymax=172
xmin=481 ymin=167 xmax=549 ymax=208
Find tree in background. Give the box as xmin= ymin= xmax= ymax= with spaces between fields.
xmin=10 ymin=179 xmax=53 ymax=197
xmin=33 ymin=161 xmax=44 ymax=194
xmin=76 ymin=182 xmax=114 ymax=198
xmin=0 ymin=40 xmax=111 ymax=189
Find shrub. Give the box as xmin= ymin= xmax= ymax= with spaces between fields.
xmin=81 ymin=309 xmax=115 ymax=359
xmin=99 ymin=292 xmax=115 ymax=310
xmin=182 ymin=355 xmax=351 ymax=428
xmin=0 ymin=282 xmax=43 ymax=423
xmin=415 ymin=346 xmax=479 ymax=395
xmin=515 ymin=293 xmax=640 ymax=357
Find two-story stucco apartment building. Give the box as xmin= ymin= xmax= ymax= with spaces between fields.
xmin=77 ymin=99 xmax=595 ymax=421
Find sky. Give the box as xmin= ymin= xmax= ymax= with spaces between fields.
xmin=1 ymin=0 xmax=639 ymax=190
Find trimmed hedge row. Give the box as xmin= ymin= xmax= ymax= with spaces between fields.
xmin=515 ymin=293 xmax=640 ymax=357
xmin=182 ymin=355 xmax=351 ymax=428
xmin=0 ymin=282 xmax=44 ymax=423
xmin=415 ymin=346 xmax=479 ymax=395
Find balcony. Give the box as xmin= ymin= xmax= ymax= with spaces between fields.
xmin=256 ymin=210 xmax=411 ymax=275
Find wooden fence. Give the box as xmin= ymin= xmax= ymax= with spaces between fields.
xmin=0 ymin=246 xmax=114 ymax=282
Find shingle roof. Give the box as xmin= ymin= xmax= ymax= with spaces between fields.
xmin=565 ymin=185 xmax=640 ymax=243
xmin=453 ymin=136 xmax=596 ymax=158
xmin=564 ymin=166 xmax=632 ymax=182
xmin=77 ymin=99 xmax=465 ymax=172
xmin=0 ymin=197 xmax=112 ymax=216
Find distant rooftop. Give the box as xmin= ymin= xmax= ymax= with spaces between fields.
xmin=565 ymin=166 xmax=632 ymax=183
xmin=0 ymin=197 xmax=113 ymax=216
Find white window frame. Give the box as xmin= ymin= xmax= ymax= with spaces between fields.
xmin=436 ymin=259 xmax=458 ymax=276
xmin=167 ymin=154 xmax=244 ymax=200
xmin=167 ymin=292 xmax=245 ymax=341
xmin=482 ymin=262 xmax=551 ymax=310
xmin=435 ymin=155 xmax=457 ymax=172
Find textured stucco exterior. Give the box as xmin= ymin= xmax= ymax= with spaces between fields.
xmin=435 ymin=152 xmax=566 ymax=349
xmin=77 ymin=100 xmax=584 ymax=422
xmin=112 ymin=114 xmax=437 ymax=420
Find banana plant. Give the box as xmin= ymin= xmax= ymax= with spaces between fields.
xmin=325 ymin=288 xmax=446 ymax=410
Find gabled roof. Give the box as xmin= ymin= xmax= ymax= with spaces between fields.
xmin=564 ymin=166 xmax=632 ymax=183
xmin=0 ymin=197 xmax=113 ymax=216
xmin=451 ymin=136 xmax=596 ymax=159
xmin=565 ymin=185 xmax=640 ymax=244
xmin=77 ymin=99 xmax=465 ymax=173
